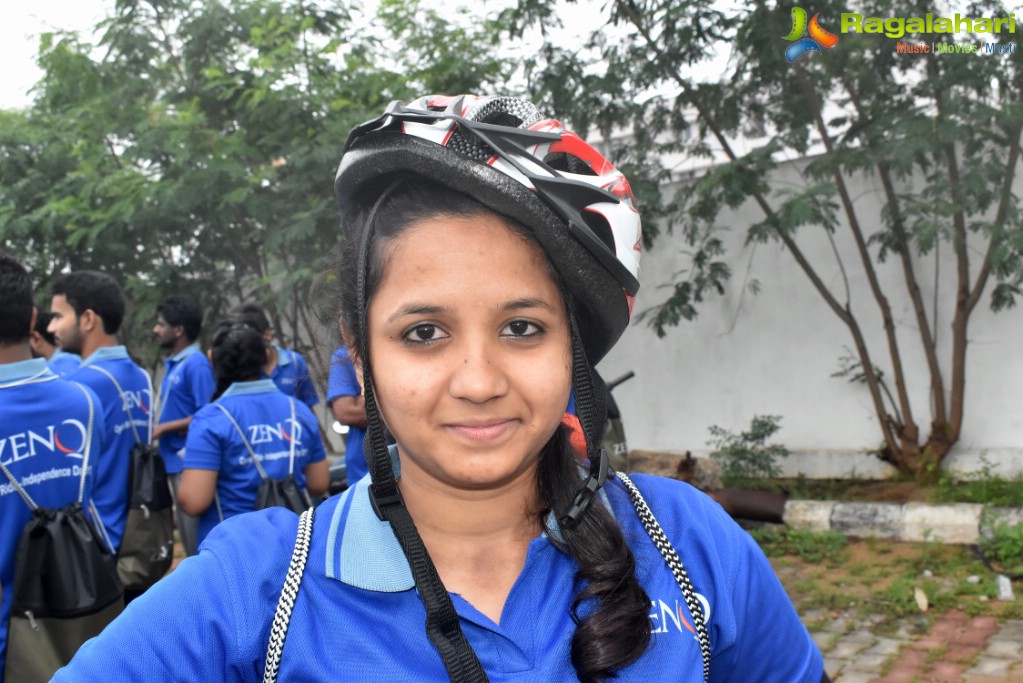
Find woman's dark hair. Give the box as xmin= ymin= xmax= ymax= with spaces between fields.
xmin=229 ymin=302 xmax=271 ymax=335
xmin=337 ymin=177 xmax=651 ymax=682
xmin=209 ymin=318 xmax=267 ymax=400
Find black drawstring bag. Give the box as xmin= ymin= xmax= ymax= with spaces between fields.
xmin=1 ymin=384 xmax=124 ymax=683
xmin=11 ymin=503 xmax=123 ymax=618
xmin=89 ymin=365 xmax=175 ymax=592
xmin=216 ymin=398 xmax=312 ymax=516
xmin=254 ymin=474 xmax=312 ymax=514
xmin=117 ymin=442 xmax=175 ymax=591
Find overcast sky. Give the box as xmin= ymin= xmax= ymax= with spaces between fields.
xmin=0 ymin=1 xmax=112 ymax=110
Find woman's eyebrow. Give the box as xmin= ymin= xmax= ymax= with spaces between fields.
xmin=502 ymin=297 xmax=556 ymax=312
xmin=388 ymin=303 xmax=449 ymax=323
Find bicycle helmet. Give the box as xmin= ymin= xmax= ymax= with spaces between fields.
xmin=334 ymin=94 xmax=642 ymax=363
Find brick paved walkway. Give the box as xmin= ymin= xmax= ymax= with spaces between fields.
xmin=805 ymin=610 xmax=1023 ymax=682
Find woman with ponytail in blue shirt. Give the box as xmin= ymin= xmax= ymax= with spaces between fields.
xmin=176 ymin=321 xmax=328 ymax=546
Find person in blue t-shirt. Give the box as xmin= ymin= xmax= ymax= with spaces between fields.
xmin=49 ymin=271 xmax=152 ymax=552
xmin=28 ymin=308 xmax=82 ymax=378
xmin=0 ymin=253 xmax=107 ymax=681
xmin=327 ymin=346 xmax=367 ymax=484
xmin=230 ymin=302 xmax=319 ymax=408
xmin=152 ymin=295 xmax=215 ymax=557
xmin=177 ymin=321 xmax=328 ymax=547
xmin=56 ymin=96 xmax=828 ymax=683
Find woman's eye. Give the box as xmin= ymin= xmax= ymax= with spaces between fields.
xmin=502 ymin=320 xmax=542 ymax=338
xmin=403 ymin=324 xmax=447 ymax=344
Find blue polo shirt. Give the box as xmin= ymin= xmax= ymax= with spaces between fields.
xmin=55 ymin=471 xmax=823 ymax=681
xmin=156 ymin=343 xmax=215 ymax=475
xmin=183 ymin=380 xmax=326 ymax=546
xmin=267 ymin=346 xmax=318 ymax=408
xmin=326 ymin=347 xmax=366 ymax=484
xmin=1 ymin=358 xmax=104 ymax=678
xmin=69 ymin=346 xmax=152 ymax=551
xmin=47 ymin=349 xmax=82 ymax=378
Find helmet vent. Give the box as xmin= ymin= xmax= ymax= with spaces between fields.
xmin=465 ymin=97 xmax=543 ymax=129
xmin=544 ymin=152 xmax=597 ymax=176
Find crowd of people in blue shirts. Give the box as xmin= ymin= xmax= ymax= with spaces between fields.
xmin=0 ymin=255 xmax=365 ymax=680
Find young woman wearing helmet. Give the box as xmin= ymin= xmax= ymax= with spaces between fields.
xmin=55 ymin=95 xmax=828 ymax=682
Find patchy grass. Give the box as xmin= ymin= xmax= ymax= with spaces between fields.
xmin=758 ymin=531 xmax=1023 ymax=629
xmin=746 ymin=472 xmax=1023 ymax=506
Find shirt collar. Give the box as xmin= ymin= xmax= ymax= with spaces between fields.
xmin=80 ymin=345 xmax=130 ymax=366
xmin=50 ymin=349 xmax=81 ymax=362
xmin=0 ymin=358 xmax=55 ymax=384
xmin=219 ymin=379 xmax=279 ymax=398
xmin=168 ymin=342 xmax=202 ymax=364
xmin=323 ymin=445 xmax=610 ymax=591
xmin=273 ymin=345 xmax=294 ymax=367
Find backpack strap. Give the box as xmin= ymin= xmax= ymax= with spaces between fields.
xmin=88 ymin=363 xmax=154 ymax=446
xmin=0 ymin=381 xmax=95 ymax=510
xmin=616 ymin=472 xmax=711 ymax=683
xmin=214 ymin=403 xmax=271 ymax=481
xmin=286 ymin=399 xmax=297 ymax=477
xmin=263 ymin=505 xmax=315 ymax=683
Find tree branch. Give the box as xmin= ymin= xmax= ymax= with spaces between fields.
xmin=966 ymin=119 xmax=1023 ymax=314
xmin=795 ymin=65 xmax=918 ymax=445
xmin=612 ymin=0 xmax=901 ymax=457
xmin=839 ymin=74 xmax=948 ymax=427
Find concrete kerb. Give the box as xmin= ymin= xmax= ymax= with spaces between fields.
xmin=783 ymin=500 xmax=1022 ymax=544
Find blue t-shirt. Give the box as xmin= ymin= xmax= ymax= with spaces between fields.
xmin=69 ymin=346 xmax=153 ymax=551
xmin=1 ymin=358 xmax=104 ymax=678
xmin=55 ymin=472 xmax=823 ymax=682
xmin=183 ymin=380 xmax=327 ymax=546
xmin=267 ymin=346 xmax=318 ymax=408
xmin=326 ymin=347 xmax=367 ymax=484
xmin=47 ymin=349 xmax=82 ymax=378
xmin=156 ymin=343 xmax=215 ymax=475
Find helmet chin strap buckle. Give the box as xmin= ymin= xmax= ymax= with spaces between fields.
xmin=559 ymin=448 xmax=609 ymax=530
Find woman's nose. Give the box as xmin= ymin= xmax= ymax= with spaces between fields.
xmin=448 ymin=339 xmax=510 ymax=403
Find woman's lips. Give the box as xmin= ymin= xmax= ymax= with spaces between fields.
xmin=447 ymin=420 xmax=517 ymax=442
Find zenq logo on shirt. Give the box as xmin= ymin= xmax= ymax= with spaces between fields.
xmin=0 ymin=420 xmax=89 ymax=465
xmin=648 ymin=593 xmax=711 ymax=636
xmin=246 ymin=419 xmax=301 ymax=445
xmin=118 ymin=388 xmax=152 ymax=414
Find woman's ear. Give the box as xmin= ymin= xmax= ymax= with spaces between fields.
xmin=338 ymin=321 xmax=365 ymax=390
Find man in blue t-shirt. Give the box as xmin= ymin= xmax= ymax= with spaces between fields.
xmin=49 ymin=271 xmax=152 ymax=552
xmin=230 ymin=302 xmax=319 ymax=408
xmin=0 ymin=253 xmax=106 ymax=680
xmin=152 ymin=295 xmax=215 ymax=557
xmin=327 ymin=346 xmax=367 ymax=484
xmin=28 ymin=308 xmax=82 ymax=378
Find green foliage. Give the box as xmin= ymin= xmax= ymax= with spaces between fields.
xmin=934 ymin=468 xmax=1023 ymax=507
xmin=709 ymin=414 xmax=789 ymax=486
xmin=750 ymin=526 xmax=848 ymax=565
xmin=980 ymin=520 xmax=1023 ymax=575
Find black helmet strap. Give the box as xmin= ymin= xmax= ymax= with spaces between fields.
xmin=356 ymin=180 xmax=489 ymax=683
xmin=559 ymin=314 xmax=610 ymax=529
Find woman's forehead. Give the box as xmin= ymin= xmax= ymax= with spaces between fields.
xmin=374 ymin=213 xmax=562 ymax=306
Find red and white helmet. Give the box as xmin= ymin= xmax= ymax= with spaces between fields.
xmin=335 ymin=94 xmax=643 ymax=362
